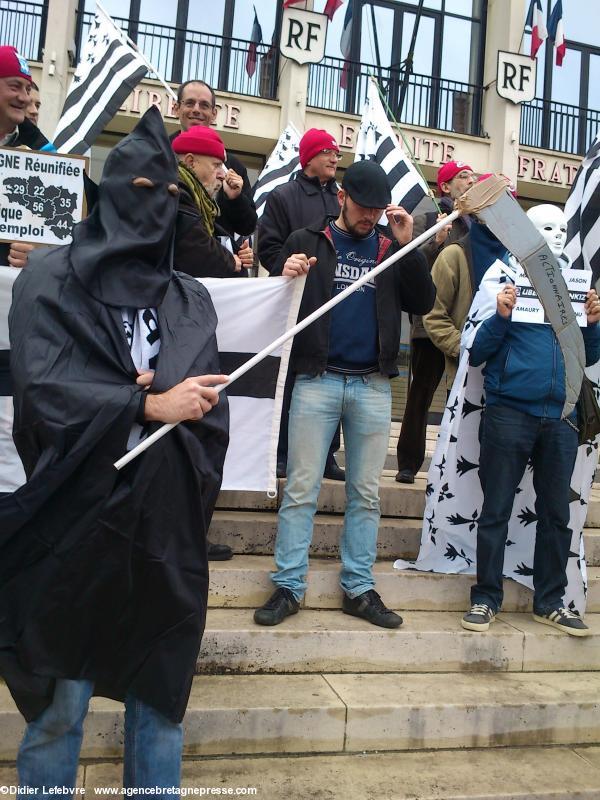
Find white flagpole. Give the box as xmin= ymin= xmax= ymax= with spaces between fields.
xmin=114 ymin=210 xmax=459 ymax=470
xmin=96 ymin=0 xmax=178 ymax=102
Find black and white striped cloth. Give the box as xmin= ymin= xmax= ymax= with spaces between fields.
xmin=53 ymin=9 xmax=147 ymax=155
xmin=355 ymin=80 xmax=434 ymax=216
xmin=0 ymin=268 xmax=303 ymax=495
xmin=564 ymin=131 xmax=600 ymax=282
xmin=253 ymin=124 xmax=301 ymax=221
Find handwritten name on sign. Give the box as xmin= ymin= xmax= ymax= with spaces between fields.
xmin=0 ymin=148 xmax=85 ymax=246
xmin=513 ymin=265 xmax=591 ymax=327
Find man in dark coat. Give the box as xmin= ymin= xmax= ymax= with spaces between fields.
xmin=0 ymin=107 xmax=229 ymax=791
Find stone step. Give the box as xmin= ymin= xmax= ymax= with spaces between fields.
xmin=216 ymin=473 xmax=600 ymax=528
xmin=199 ymin=609 xmax=600 ymax=674
xmin=207 ymin=555 xmax=600 ymax=613
xmin=76 ymin=746 xmax=600 ymax=798
xmin=2 ymin=673 xmax=599 ymax=760
xmin=209 ymin=510 xmax=600 ymax=566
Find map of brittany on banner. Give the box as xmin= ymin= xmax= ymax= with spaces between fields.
xmin=0 ymin=148 xmax=86 ymax=247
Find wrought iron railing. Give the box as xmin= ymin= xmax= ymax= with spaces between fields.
xmin=76 ymin=12 xmax=278 ymax=100
xmin=0 ymin=0 xmax=48 ymax=64
xmin=521 ymin=97 xmax=600 ymax=156
xmin=308 ymin=55 xmax=484 ymax=137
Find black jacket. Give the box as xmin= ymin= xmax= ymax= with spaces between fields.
xmin=271 ymin=216 xmax=436 ymax=377
xmin=257 ymin=171 xmax=339 ymax=274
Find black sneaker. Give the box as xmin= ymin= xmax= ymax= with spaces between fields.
xmin=461 ymin=603 xmax=496 ymax=631
xmin=254 ymin=588 xmax=300 ymax=626
xmin=323 ymin=459 xmax=345 ymax=481
xmin=342 ymin=590 xmax=402 ymax=629
xmin=395 ymin=469 xmax=415 ymax=484
xmin=207 ymin=540 xmax=233 ymax=561
xmin=533 ymin=607 xmax=590 ymax=637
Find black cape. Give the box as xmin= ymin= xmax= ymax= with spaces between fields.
xmin=0 ymin=107 xmax=229 ymax=723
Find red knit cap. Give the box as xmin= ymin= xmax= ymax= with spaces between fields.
xmin=0 ymin=46 xmax=32 ymax=82
xmin=172 ymin=126 xmax=225 ymax=161
xmin=437 ymin=160 xmax=473 ymax=193
xmin=299 ymin=128 xmax=339 ymax=169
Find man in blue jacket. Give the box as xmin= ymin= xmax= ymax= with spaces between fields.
xmin=462 ymin=212 xmax=600 ymax=636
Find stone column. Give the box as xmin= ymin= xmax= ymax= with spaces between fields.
xmin=481 ymin=0 xmax=527 ymax=182
xmin=37 ymin=0 xmax=79 ymax=138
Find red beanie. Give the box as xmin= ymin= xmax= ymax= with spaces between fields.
xmin=0 ymin=46 xmax=32 ymax=82
xmin=299 ymin=128 xmax=339 ymax=169
xmin=437 ymin=160 xmax=473 ymax=194
xmin=172 ymin=126 xmax=225 ymax=161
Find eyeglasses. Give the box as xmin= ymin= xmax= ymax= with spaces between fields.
xmin=320 ymin=149 xmax=342 ymax=160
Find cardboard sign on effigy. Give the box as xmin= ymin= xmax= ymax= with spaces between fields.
xmin=0 ymin=147 xmax=87 ymax=246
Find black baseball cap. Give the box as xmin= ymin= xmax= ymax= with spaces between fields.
xmin=341 ymin=160 xmax=391 ymax=208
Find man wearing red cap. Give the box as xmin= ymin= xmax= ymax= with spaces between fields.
xmin=257 ymin=128 xmax=345 ymax=481
xmin=395 ymin=161 xmax=475 ymax=484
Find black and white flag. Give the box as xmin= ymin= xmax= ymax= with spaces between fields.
xmin=253 ymin=123 xmax=301 ymax=220
xmin=564 ymin=130 xmax=600 ymax=283
xmin=355 ymin=80 xmax=434 ymax=215
xmin=0 ymin=268 xmax=303 ymax=495
xmin=53 ymin=8 xmax=147 ymax=155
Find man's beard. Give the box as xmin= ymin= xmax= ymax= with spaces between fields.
xmin=341 ymin=204 xmax=375 ymax=238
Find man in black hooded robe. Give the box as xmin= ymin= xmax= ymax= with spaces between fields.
xmin=0 ymin=106 xmax=229 ymax=790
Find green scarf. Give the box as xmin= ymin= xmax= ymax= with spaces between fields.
xmin=177 ymin=162 xmax=220 ymax=237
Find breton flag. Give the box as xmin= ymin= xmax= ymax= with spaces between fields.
xmin=355 ymin=80 xmax=434 ymax=215
xmin=53 ymin=8 xmax=147 ymax=155
xmin=246 ymin=8 xmax=263 ymax=78
xmin=0 ymin=268 xmax=303 ymax=495
xmin=564 ymin=131 xmax=600 ymax=285
xmin=252 ymin=123 xmax=302 ymax=220
xmin=548 ymin=0 xmax=566 ymax=66
xmin=340 ymin=0 xmax=353 ymax=89
xmin=526 ymin=0 xmax=547 ymax=60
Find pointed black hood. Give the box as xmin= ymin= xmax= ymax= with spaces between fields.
xmin=70 ymin=106 xmax=179 ymax=308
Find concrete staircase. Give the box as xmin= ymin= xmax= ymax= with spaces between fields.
xmin=2 ymin=430 xmax=600 ymax=798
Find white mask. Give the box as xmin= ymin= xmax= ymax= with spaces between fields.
xmin=526 ymin=204 xmax=567 ymax=258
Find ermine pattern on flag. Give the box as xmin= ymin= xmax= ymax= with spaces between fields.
xmin=564 ymin=132 xmax=600 ymax=284
xmin=253 ymin=124 xmax=302 ymax=220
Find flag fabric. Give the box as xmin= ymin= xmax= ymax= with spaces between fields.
xmin=395 ymin=257 xmax=595 ymax=616
xmin=355 ymin=80 xmax=434 ymax=215
xmin=564 ymin=131 xmax=600 ymax=283
xmin=323 ymin=0 xmax=343 ymax=20
xmin=53 ymin=9 xmax=147 ymax=155
xmin=340 ymin=0 xmax=353 ymax=89
xmin=0 ymin=268 xmax=303 ymax=495
xmin=548 ymin=0 xmax=566 ymax=66
xmin=246 ymin=9 xmax=263 ymax=78
xmin=252 ymin=124 xmax=302 ymax=220
xmin=283 ymin=0 xmax=306 ymax=7
xmin=526 ymin=0 xmax=547 ymax=59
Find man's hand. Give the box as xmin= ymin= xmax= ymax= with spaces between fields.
xmin=222 ymin=169 xmax=243 ymax=200
xmin=282 ymin=253 xmax=316 ymax=278
xmin=143 ymin=374 xmax=228 ymax=423
xmin=385 ymin=205 xmax=413 ymax=246
xmin=585 ymin=289 xmax=600 ymax=324
xmin=434 ymin=213 xmax=452 ymax=246
xmin=8 ymin=242 xmax=35 ymax=269
xmin=497 ymin=284 xmax=517 ymax=319
xmin=237 ymin=240 xmax=254 ymax=268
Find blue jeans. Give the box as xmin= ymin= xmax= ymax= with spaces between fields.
xmin=472 ymin=404 xmax=578 ymax=614
xmin=273 ymin=371 xmax=392 ymax=600
xmin=17 ymin=679 xmax=183 ymax=792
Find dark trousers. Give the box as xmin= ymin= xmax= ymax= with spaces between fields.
xmin=472 ymin=404 xmax=578 ymax=614
xmin=396 ymin=338 xmax=445 ymax=474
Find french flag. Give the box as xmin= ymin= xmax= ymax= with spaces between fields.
xmin=340 ymin=0 xmax=353 ymax=89
xmin=245 ymin=8 xmax=263 ymax=78
xmin=526 ymin=0 xmax=547 ymax=60
xmin=548 ymin=0 xmax=566 ymax=66
xmin=323 ymin=0 xmax=343 ymax=20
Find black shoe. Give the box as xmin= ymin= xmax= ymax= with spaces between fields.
xmin=461 ymin=603 xmax=496 ymax=631
xmin=207 ymin=540 xmax=233 ymax=561
xmin=254 ymin=588 xmax=300 ymax=626
xmin=276 ymin=461 xmax=287 ymax=479
xmin=323 ymin=460 xmax=345 ymax=481
xmin=342 ymin=590 xmax=402 ymax=629
xmin=533 ymin=607 xmax=590 ymax=637
xmin=395 ymin=469 xmax=415 ymax=484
